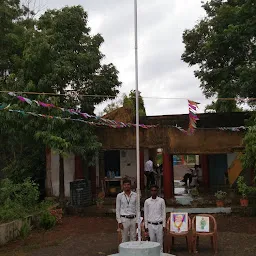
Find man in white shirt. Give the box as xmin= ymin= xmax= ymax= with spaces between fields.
xmin=116 ymin=179 xmax=137 ymax=242
xmin=145 ymin=157 xmax=155 ymax=188
xmin=144 ymin=185 xmax=166 ymax=251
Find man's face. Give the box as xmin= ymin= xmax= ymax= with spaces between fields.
xmin=150 ymin=187 xmax=158 ymax=197
xmin=175 ymin=215 xmax=183 ymax=223
xmin=123 ymin=182 xmax=131 ymax=192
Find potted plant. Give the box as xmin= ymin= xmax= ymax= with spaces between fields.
xmin=96 ymin=197 xmax=104 ymax=208
xmin=237 ymin=176 xmax=249 ymax=207
xmin=190 ymin=187 xmax=199 ymax=198
xmin=96 ymin=191 xmax=105 ymax=208
xmin=214 ymin=190 xmax=227 ymax=207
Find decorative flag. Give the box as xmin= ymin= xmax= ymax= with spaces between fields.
xmin=175 ymin=100 xmax=200 ymax=135
xmin=8 ymin=92 xmax=152 ymax=128
xmin=0 ymin=107 xmax=157 ymax=129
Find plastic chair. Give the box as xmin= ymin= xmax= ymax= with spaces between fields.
xmin=164 ymin=215 xmax=192 ymax=253
xmin=192 ymin=214 xmax=217 ymax=254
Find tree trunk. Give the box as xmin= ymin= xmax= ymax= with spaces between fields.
xmin=59 ymin=155 xmax=65 ymax=200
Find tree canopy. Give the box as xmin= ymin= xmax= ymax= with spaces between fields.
xmin=102 ymin=90 xmax=146 ymax=116
xmin=0 ymin=1 xmax=121 ymax=197
xmin=182 ymin=0 xmax=256 ymax=112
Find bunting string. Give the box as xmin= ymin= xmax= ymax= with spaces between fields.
xmin=174 ymin=125 xmax=247 ymax=132
xmin=5 ymin=92 xmax=157 ymax=129
xmin=0 ymin=108 xmax=157 ymax=129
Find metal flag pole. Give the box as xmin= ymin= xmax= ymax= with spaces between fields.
xmin=134 ymin=0 xmax=141 ymax=242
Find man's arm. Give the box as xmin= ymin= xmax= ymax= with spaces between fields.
xmin=116 ymin=194 xmax=121 ymax=224
xmin=144 ymin=200 xmax=148 ymax=229
xmin=162 ymin=199 xmax=166 ymax=228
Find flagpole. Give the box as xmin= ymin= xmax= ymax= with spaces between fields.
xmin=134 ymin=0 xmax=141 ymax=242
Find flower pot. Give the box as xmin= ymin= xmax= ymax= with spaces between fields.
xmin=216 ymin=200 xmax=224 ymax=207
xmin=240 ymin=198 xmax=249 ymax=207
xmin=96 ymin=202 xmax=104 ymax=208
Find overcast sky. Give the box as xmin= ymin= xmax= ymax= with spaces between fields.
xmin=43 ymin=0 xmax=213 ymax=116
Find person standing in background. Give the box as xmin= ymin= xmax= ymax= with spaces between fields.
xmin=116 ymin=179 xmax=137 ymax=242
xmin=144 ymin=185 xmax=166 ymax=252
xmin=145 ymin=157 xmax=155 ymax=188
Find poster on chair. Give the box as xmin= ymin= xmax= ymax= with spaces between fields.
xmin=196 ymin=216 xmax=210 ymax=232
xmin=170 ymin=212 xmax=188 ymax=233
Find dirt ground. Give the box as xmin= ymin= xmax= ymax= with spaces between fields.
xmin=0 ymin=215 xmax=255 ymax=256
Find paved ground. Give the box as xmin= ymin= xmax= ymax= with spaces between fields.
xmin=0 ymin=215 xmax=256 ymax=256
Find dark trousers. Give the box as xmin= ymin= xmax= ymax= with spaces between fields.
xmin=145 ymin=172 xmax=155 ymax=188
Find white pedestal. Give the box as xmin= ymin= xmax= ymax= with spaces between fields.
xmin=120 ymin=241 xmax=160 ymax=256
xmin=109 ymin=241 xmax=175 ymax=256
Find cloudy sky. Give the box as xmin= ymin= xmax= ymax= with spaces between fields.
xmin=43 ymin=0 xmax=213 ymax=116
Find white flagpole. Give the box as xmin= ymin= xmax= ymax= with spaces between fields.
xmin=134 ymin=0 xmax=141 ymax=242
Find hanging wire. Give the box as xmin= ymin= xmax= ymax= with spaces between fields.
xmin=0 ymin=90 xmax=255 ymax=101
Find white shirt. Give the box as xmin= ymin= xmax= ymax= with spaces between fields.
xmin=145 ymin=160 xmax=153 ymax=172
xmin=144 ymin=196 xmax=166 ymax=228
xmin=116 ymin=191 xmax=137 ymax=224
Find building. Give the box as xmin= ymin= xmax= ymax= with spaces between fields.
xmin=45 ymin=108 xmax=254 ymax=199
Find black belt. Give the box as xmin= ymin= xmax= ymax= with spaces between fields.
xmin=121 ymin=215 xmax=136 ymax=219
xmin=148 ymin=221 xmax=163 ymax=225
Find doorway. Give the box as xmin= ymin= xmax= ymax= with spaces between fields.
xmin=104 ymin=150 xmax=120 ymax=176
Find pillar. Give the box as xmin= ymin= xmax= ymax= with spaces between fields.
xmin=89 ymin=165 xmax=97 ymax=197
xmin=200 ymin=154 xmax=209 ymax=189
xmin=163 ymin=153 xmax=174 ymax=199
xmin=140 ymin=149 xmax=145 ymax=190
xmin=75 ymin=156 xmax=84 ymax=179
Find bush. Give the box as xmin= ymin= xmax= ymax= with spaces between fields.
xmin=215 ymin=190 xmax=227 ymax=200
xmin=39 ymin=211 xmax=56 ymax=230
xmin=0 ymin=178 xmax=40 ymax=222
xmin=20 ymin=220 xmax=31 ymax=239
xmin=237 ymin=176 xmax=249 ymax=198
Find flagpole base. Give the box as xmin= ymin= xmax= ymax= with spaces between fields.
xmin=108 ymin=241 xmax=176 ymax=256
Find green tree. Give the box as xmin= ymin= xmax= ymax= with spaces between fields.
xmin=102 ymin=90 xmax=147 ymax=116
xmin=103 ymin=97 xmax=124 ymax=115
xmin=205 ymin=100 xmax=244 ymax=113
xmin=123 ymin=90 xmax=146 ymax=116
xmin=0 ymin=3 xmax=121 ymax=199
xmin=182 ymin=0 xmax=256 ymax=111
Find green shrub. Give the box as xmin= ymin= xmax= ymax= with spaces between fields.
xmin=20 ymin=220 xmax=31 ymax=239
xmin=237 ymin=176 xmax=249 ymax=198
xmin=0 ymin=199 xmax=27 ymax=222
xmin=215 ymin=190 xmax=227 ymax=200
xmin=39 ymin=211 xmax=56 ymax=230
xmin=0 ymin=178 xmax=40 ymax=222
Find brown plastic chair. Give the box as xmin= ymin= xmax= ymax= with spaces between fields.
xmin=164 ymin=215 xmax=192 ymax=253
xmin=192 ymin=214 xmax=217 ymax=254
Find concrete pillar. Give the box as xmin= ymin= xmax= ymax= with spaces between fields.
xmin=140 ymin=149 xmax=145 ymax=190
xmin=163 ymin=153 xmax=174 ymax=199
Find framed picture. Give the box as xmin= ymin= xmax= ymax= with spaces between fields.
xmin=196 ymin=216 xmax=210 ymax=232
xmin=170 ymin=212 xmax=188 ymax=233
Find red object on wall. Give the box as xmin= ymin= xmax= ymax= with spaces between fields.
xmin=200 ymin=154 xmax=209 ymax=189
xmin=163 ymin=153 xmax=174 ymax=199
xmin=75 ymin=156 xmax=84 ymax=180
xmin=140 ymin=150 xmax=145 ymax=190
